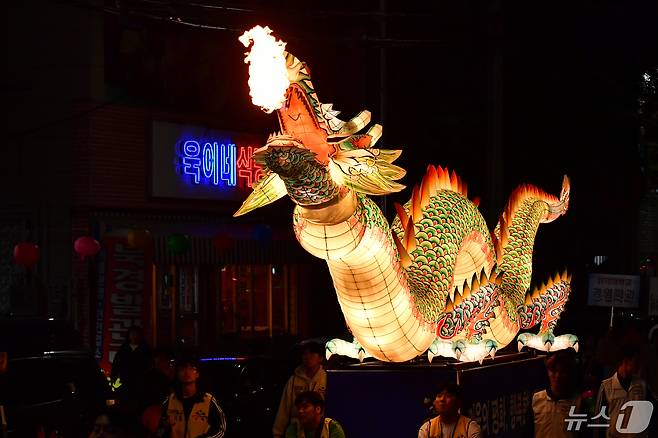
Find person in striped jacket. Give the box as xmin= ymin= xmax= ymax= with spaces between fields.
xmin=157 ymin=356 xmax=226 ymax=438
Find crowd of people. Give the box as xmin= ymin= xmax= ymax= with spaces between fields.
xmin=79 ymin=322 xmax=657 ymax=438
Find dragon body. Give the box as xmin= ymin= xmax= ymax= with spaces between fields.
xmin=236 ymin=42 xmax=577 ymax=362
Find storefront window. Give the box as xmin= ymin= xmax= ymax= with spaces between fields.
xmin=220 ymin=264 xmax=296 ymax=338
xmin=154 ymin=263 xmax=298 ymax=348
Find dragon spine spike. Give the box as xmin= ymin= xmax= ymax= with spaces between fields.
xmin=553 ymin=272 xmax=562 ymax=284
xmin=450 ymin=170 xmax=458 ymax=192
xmin=462 ymin=181 xmax=468 ymax=198
xmin=411 ymin=185 xmax=422 ymax=223
xmin=454 ymin=289 xmax=463 ymax=306
xmin=546 ymin=276 xmax=554 ymax=289
xmin=493 ymin=235 xmax=503 ymax=265
xmin=449 ymin=286 xmax=457 ymax=303
xmin=524 ymin=292 xmax=534 ymax=305
xmin=462 ymin=284 xmax=471 ymax=300
xmin=445 ymin=296 xmax=455 ymax=312
xmin=436 ymin=166 xmax=447 ymax=190
xmin=442 ymin=168 xmax=452 ymax=191
xmin=532 ymin=284 xmax=542 ymax=298
xmin=392 ymin=233 xmax=412 ymax=269
xmin=479 ymin=267 xmax=489 ymax=286
xmin=404 ymin=218 xmax=417 ymax=254
xmin=499 ymin=216 xmax=509 ymax=249
xmin=471 ymin=272 xmax=480 ymax=292
xmin=420 ymin=178 xmax=431 ymax=209
xmin=462 ymin=279 xmax=470 ymax=296
xmin=472 ymin=196 xmax=480 ymax=207
xmin=426 ymin=165 xmax=439 ymax=194
xmin=494 ymin=271 xmax=504 ymax=285
xmin=394 ymin=202 xmax=409 ymax=232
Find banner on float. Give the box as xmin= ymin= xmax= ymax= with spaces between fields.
xmin=461 ymin=356 xmax=547 ymax=437
xmin=99 ymin=235 xmax=153 ymax=373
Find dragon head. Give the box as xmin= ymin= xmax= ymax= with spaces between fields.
xmin=235 ymin=26 xmax=406 ymax=217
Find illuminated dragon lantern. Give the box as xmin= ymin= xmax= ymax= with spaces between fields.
xmin=236 ymin=26 xmax=577 ymax=363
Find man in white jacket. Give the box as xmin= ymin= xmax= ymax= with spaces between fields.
xmin=273 ymin=342 xmax=327 ymax=438
xmin=595 ymin=344 xmax=648 ymax=437
xmin=531 ymin=348 xmax=582 ymax=438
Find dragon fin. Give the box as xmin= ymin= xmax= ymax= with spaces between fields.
xmin=328 ymin=148 xmax=406 ymax=196
xmin=233 ymin=172 xmax=287 ymax=217
xmin=411 ymin=185 xmax=422 ymax=223
xmin=392 ymin=233 xmax=412 ymax=269
xmin=404 ymin=218 xmax=417 ymax=254
xmin=394 ymin=202 xmax=409 ymax=232
xmin=328 ymin=110 xmax=372 ymax=138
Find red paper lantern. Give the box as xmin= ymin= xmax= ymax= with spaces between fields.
xmin=212 ymin=234 xmax=234 ymax=251
xmin=74 ymin=236 xmax=101 ymax=258
xmin=13 ymin=242 xmax=40 ymax=268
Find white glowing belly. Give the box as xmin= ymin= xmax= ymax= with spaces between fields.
xmin=294 ymin=197 xmax=436 ymax=362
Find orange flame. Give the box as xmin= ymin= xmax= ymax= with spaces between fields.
xmin=238 ymin=26 xmax=290 ymax=113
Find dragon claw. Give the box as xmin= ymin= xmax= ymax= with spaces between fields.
xmin=324 ymin=338 xmax=371 ymax=362
xmin=325 ymin=340 xmax=337 ymax=360
xmin=516 ymin=332 xmax=578 ymax=353
xmin=427 ymin=338 xmax=498 ymax=363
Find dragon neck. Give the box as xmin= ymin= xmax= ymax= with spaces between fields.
xmin=282 ymin=164 xmax=340 ymax=206
xmin=498 ymin=198 xmax=549 ymax=316
xmin=260 ymin=148 xmax=340 ymax=207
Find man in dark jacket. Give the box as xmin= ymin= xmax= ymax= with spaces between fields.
xmin=111 ymin=326 xmax=152 ymax=415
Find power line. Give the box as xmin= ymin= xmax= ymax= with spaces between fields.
xmin=61 ymin=0 xmax=448 ymax=44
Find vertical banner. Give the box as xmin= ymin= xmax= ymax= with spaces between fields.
xmin=99 ymin=235 xmax=153 ymax=373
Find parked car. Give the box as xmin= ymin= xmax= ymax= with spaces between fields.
xmin=0 ymin=319 xmax=111 ymax=437
xmin=0 ymin=349 xmax=112 ymax=437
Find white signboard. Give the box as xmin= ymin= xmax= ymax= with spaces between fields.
xmin=649 ymin=277 xmax=658 ymax=316
xmin=588 ymin=274 xmax=640 ymax=308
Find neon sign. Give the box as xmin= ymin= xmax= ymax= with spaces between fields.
xmin=178 ymin=138 xmax=262 ymax=190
